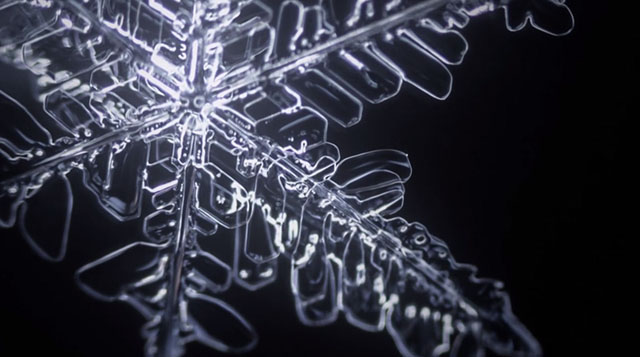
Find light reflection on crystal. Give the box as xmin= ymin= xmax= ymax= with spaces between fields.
xmin=0 ymin=1 xmax=573 ymax=356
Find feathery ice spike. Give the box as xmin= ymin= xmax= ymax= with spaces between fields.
xmin=0 ymin=1 xmax=573 ymax=356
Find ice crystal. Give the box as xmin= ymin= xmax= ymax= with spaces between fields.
xmin=0 ymin=1 xmax=573 ymax=356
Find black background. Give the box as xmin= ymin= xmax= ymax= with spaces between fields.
xmin=0 ymin=2 xmax=632 ymax=356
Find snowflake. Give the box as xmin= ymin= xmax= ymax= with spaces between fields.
xmin=0 ymin=1 xmax=573 ymax=356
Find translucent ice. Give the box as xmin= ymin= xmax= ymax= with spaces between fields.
xmin=0 ymin=1 xmax=573 ymax=356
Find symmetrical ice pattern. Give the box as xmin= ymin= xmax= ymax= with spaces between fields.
xmin=0 ymin=1 xmax=573 ymax=356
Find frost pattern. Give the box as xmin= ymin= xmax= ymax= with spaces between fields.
xmin=0 ymin=1 xmax=573 ymax=356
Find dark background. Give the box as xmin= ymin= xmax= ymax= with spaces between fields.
xmin=0 ymin=2 xmax=632 ymax=356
